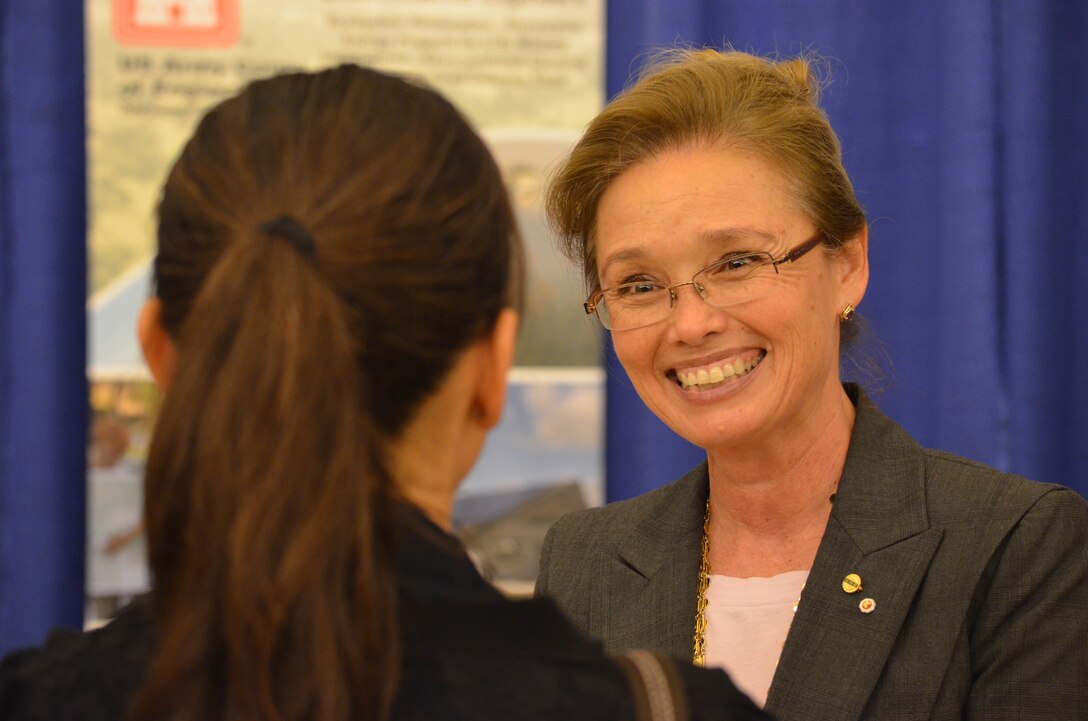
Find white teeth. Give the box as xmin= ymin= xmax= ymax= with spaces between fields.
xmin=677 ymin=354 xmax=763 ymax=390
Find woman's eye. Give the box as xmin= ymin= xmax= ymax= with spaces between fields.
xmin=710 ymin=253 xmax=765 ymax=274
xmin=726 ymin=254 xmax=758 ymax=269
xmin=615 ymin=280 xmax=659 ymax=296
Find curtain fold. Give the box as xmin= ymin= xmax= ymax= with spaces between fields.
xmin=998 ymin=1 xmax=1088 ymax=492
xmin=0 ymin=0 xmax=87 ymax=655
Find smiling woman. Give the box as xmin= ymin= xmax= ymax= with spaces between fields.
xmin=595 ymin=146 xmax=865 ymax=455
xmin=536 ymin=48 xmax=1088 ymax=720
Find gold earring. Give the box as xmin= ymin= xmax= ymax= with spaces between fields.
xmin=840 ymin=304 xmax=856 ymax=322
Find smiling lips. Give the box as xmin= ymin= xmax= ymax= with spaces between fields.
xmin=674 ymin=351 xmax=766 ymax=391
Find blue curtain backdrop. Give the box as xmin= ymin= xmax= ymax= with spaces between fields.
xmin=0 ymin=1 xmax=1086 ymax=654
xmin=603 ymin=0 xmax=1088 ymax=502
xmin=0 ymin=0 xmax=88 ymax=654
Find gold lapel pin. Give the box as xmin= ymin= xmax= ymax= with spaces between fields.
xmin=842 ymin=573 xmax=863 ymax=594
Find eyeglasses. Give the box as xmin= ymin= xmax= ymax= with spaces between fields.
xmin=585 ymin=232 xmax=825 ymax=331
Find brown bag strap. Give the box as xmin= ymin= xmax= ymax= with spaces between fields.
xmin=614 ymin=650 xmax=690 ymax=721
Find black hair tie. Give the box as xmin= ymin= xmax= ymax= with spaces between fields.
xmin=259 ymin=215 xmax=317 ymax=261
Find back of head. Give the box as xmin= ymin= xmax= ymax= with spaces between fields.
xmin=547 ymin=48 xmax=866 ymax=300
xmin=130 ymin=65 xmax=519 ymax=721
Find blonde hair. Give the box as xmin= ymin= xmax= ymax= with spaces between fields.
xmin=546 ymin=48 xmax=866 ymax=291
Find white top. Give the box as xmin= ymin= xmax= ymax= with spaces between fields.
xmin=703 ymin=570 xmax=809 ymax=707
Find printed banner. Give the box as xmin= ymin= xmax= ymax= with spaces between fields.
xmin=86 ymin=0 xmax=606 ymax=607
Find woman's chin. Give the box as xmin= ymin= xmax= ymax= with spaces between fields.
xmin=651 ymin=361 xmax=773 ymax=448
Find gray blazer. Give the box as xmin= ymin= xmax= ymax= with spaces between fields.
xmin=537 ymin=387 xmax=1088 ymax=720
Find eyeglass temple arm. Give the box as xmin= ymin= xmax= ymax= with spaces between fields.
xmin=778 ymin=233 xmax=825 ymax=264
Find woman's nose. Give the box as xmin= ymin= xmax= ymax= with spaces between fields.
xmin=666 ymin=282 xmax=726 ymax=344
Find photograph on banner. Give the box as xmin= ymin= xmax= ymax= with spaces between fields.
xmin=86 ymin=0 xmax=606 ymax=612
xmin=86 ymin=381 xmax=157 ymax=623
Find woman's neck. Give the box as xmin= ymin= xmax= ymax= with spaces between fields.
xmin=390 ymin=434 xmax=462 ymax=532
xmin=386 ymin=346 xmax=491 ymax=533
xmin=704 ymin=384 xmax=856 ymax=576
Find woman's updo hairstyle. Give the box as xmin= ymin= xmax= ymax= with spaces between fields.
xmin=546 ymin=48 xmax=866 ymax=342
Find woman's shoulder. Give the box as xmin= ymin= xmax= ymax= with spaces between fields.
xmin=851 ymin=385 xmax=1086 ymax=524
xmin=399 ymin=593 xmax=619 ymax=717
xmin=399 ymin=596 xmax=769 ymax=721
xmin=920 ymin=445 xmax=1087 ymax=525
xmin=0 ymin=600 xmax=151 ymax=721
xmin=672 ymin=661 xmax=773 ymax=721
xmin=899 ymin=432 xmax=1088 ymax=579
xmin=400 ymin=651 xmax=768 ymax=721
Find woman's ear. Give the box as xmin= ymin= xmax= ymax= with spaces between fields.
xmin=137 ymin=298 xmax=176 ymax=392
xmin=837 ymin=224 xmax=870 ymax=308
xmin=472 ymin=308 xmax=519 ymax=429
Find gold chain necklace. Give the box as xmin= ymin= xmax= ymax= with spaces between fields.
xmin=692 ymin=499 xmax=804 ymax=667
xmin=692 ymin=500 xmax=711 ymax=666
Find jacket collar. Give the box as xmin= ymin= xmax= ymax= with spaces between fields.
xmin=610 ymin=385 xmax=932 ymax=574
xmin=616 ymin=463 xmax=709 ymax=580
xmin=766 ymin=385 xmax=943 ymax=720
xmin=828 ymin=384 xmax=931 ymax=553
xmin=597 ymin=465 xmax=708 ymax=655
xmin=602 ymin=384 xmax=943 ymax=694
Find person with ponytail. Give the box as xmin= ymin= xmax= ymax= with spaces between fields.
xmin=0 ymin=65 xmax=769 ymax=721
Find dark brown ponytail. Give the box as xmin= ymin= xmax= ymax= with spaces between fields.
xmin=128 ymin=65 xmax=521 ymax=721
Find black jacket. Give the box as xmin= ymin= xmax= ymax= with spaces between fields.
xmin=1 ymin=510 xmax=767 ymax=721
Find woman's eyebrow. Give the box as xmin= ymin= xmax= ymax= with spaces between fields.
xmin=597 ymin=248 xmax=649 ymax=280
xmin=599 ymin=227 xmax=778 ymax=279
xmin=697 ymin=226 xmax=778 ymax=247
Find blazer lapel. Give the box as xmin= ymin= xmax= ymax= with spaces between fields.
xmin=766 ymin=390 xmax=944 ymax=721
xmin=601 ymin=465 xmax=708 ymax=658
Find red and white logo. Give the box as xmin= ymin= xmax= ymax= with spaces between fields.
xmin=113 ymin=0 xmax=240 ymax=48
